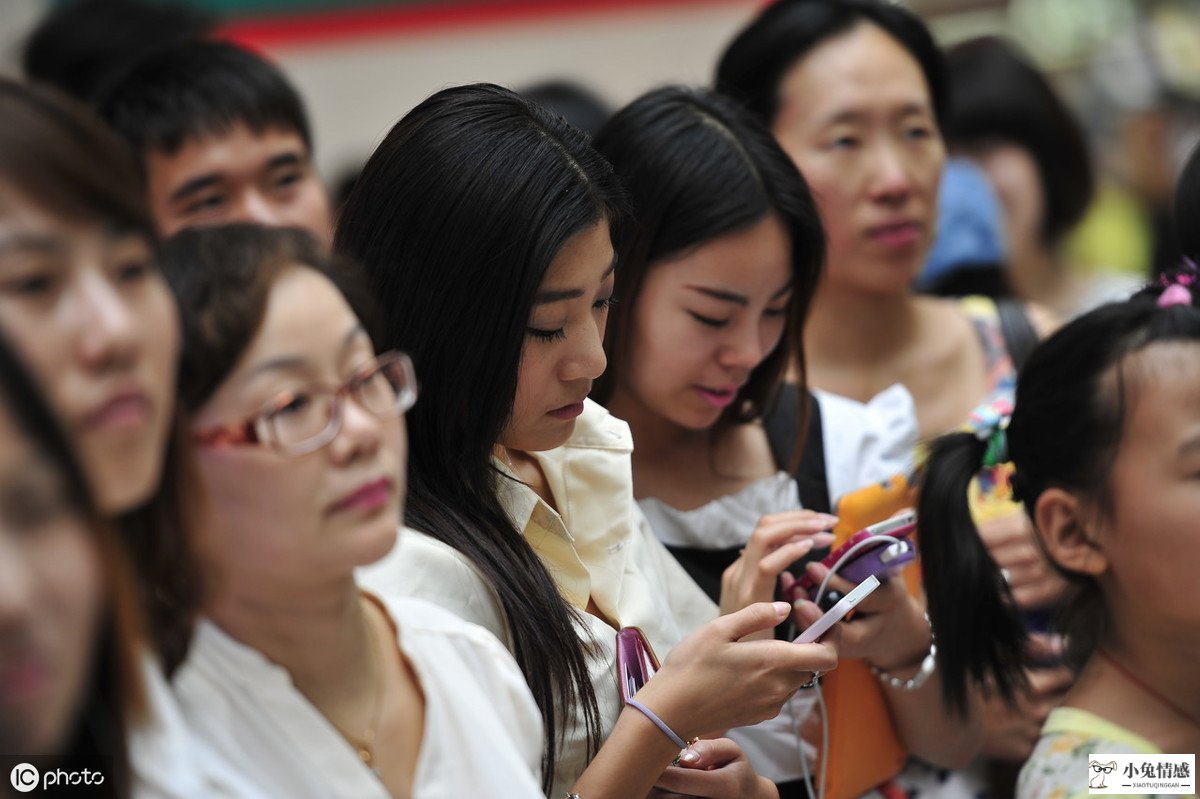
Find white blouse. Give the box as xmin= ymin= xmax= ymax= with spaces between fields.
xmin=129 ymin=651 xmax=264 ymax=798
xmin=361 ymin=400 xmax=719 ymax=798
xmin=171 ymin=595 xmax=545 ymax=798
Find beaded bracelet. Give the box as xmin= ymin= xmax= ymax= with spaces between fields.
xmin=868 ymin=612 xmax=936 ymax=691
xmin=870 ymin=640 xmax=937 ymax=691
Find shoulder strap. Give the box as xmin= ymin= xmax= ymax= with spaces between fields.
xmin=764 ymin=385 xmax=831 ymax=515
xmin=995 ymin=298 xmax=1040 ymax=372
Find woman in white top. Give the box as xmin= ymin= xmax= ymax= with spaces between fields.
xmin=591 ymin=87 xmax=980 ymax=794
xmin=0 ymin=79 xmax=224 ymax=797
xmin=160 ymin=224 xmax=546 ymax=798
xmin=339 ymin=83 xmax=839 ymax=799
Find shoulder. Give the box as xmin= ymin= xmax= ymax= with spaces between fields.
xmin=357 ymin=527 xmax=511 ymax=647
xmin=1017 ymin=708 xmax=1161 ymax=799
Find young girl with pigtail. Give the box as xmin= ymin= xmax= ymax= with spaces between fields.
xmin=917 ymin=145 xmax=1200 ymax=799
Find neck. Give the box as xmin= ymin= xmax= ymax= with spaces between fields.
xmin=1008 ymin=242 xmax=1067 ymax=310
xmin=1102 ymin=625 xmax=1200 ymax=731
xmin=606 ymin=386 xmax=709 ymax=465
xmin=208 ymin=575 xmax=373 ymax=709
xmin=805 ymin=281 xmax=921 ymax=370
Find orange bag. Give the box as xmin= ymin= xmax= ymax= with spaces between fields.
xmin=810 ymin=473 xmax=920 ymax=799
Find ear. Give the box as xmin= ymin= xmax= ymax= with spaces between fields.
xmin=1034 ymin=487 xmax=1109 ymax=577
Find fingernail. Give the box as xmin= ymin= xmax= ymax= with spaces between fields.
xmin=679 ymin=748 xmax=700 ymax=764
xmin=819 ymin=514 xmax=839 ymax=524
xmin=773 ymin=601 xmax=791 ymax=616
xmin=812 ymin=532 xmax=836 ymax=542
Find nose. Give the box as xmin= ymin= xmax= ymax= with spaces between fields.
xmin=327 ymin=392 xmax=385 ymax=466
xmin=73 ymin=269 xmax=139 ymax=372
xmin=717 ymin=320 xmax=766 ymax=372
xmin=867 ymin=141 xmax=914 ymax=206
xmin=559 ymin=316 xmax=608 ymax=383
xmin=235 ymin=190 xmax=286 ymax=228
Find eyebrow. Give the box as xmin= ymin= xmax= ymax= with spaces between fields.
xmin=820 ymin=102 xmax=931 ymax=128
xmin=533 ymin=259 xmax=617 ymax=306
xmin=169 ymin=174 xmax=223 ymax=205
xmin=168 ymin=152 xmax=308 ymax=205
xmin=685 ymin=281 xmax=794 ymax=306
xmin=247 ymin=324 xmax=367 ymax=379
xmin=0 ymin=232 xmax=66 ymax=258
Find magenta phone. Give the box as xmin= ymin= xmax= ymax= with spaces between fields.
xmin=616 ymin=627 xmax=660 ymax=704
xmin=795 ymin=512 xmax=917 ymax=603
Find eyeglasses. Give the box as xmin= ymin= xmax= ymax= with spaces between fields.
xmin=194 ymin=350 xmax=417 ymax=457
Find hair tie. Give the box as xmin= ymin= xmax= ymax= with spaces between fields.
xmin=1157 ymin=259 xmax=1198 ymax=307
xmin=966 ymin=398 xmax=1012 ymax=468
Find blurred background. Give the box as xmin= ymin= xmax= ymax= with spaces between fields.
xmin=2 ymin=0 xmax=1198 ymax=280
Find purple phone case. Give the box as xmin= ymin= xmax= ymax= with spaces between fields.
xmin=616 ymin=627 xmax=660 ymax=704
xmin=831 ymin=538 xmax=917 ymax=587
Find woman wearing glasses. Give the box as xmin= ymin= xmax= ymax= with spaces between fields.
xmin=161 ymin=224 xmax=546 ymax=798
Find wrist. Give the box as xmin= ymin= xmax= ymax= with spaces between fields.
xmin=867 ymin=605 xmax=932 ymax=672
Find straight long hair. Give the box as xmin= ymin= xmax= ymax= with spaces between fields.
xmin=591 ymin=86 xmax=824 ymax=447
xmin=335 ymin=83 xmax=627 ymax=792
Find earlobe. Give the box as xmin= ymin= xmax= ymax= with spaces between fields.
xmin=1034 ymin=488 xmax=1109 ymax=576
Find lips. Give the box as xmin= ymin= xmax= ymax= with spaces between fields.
xmin=0 ymin=650 xmax=52 ymax=707
xmin=329 ymin=477 xmax=394 ymax=514
xmin=547 ymin=401 xmax=585 ymax=420
xmin=868 ymin=219 xmax=922 ymax=250
xmin=695 ymin=384 xmax=741 ymax=409
xmin=81 ymin=389 xmax=151 ymax=432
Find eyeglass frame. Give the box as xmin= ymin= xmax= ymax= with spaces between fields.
xmin=193 ymin=349 xmax=417 ymax=457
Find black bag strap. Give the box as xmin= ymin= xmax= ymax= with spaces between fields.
xmin=996 ymin=298 xmax=1039 ymax=372
xmin=764 ymin=384 xmax=831 ymax=515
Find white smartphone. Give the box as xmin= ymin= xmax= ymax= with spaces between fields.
xmin=793 ymin=574 xmax=881 ymax=644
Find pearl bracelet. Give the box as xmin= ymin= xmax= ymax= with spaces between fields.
xmin=869 ymin=639 xmax=937 ymax=691
xmin=869 ymin=614 xmax=937 ymax=691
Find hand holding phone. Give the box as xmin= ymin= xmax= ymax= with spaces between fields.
xmin=795 ymin=511 xmax=917 ymax=603
xmin=794 ymin=575 xmax=881 ymax=644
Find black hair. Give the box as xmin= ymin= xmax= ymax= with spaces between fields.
xmin=1174 ymin=142 xmax=1200 ymax=264
xmin=520 ymin=80 xmax=612 ymax=138
xmin=22 ymin=0 xmax=215 ymax=104
xmin=160 ymin=224 xmax=379 ymax=415
xmin=95 ymin=39 xmax=312 ymax=165
xmin=715 ymin=0 xmax=948 ymax=127
xmin=591 ymin=86 xmax=824 ymax=435
xmin=0 ymin=330 xmax=143 ymax=797
xmin=943 ymin=36 xmax=1094 ymax=247
xmin=335 ymin=83 xmax=626 ymax=792
xmin=919 ymin=279 xmax=1200 ymax=714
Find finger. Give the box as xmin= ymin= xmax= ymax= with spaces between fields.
xmin=804 ymin=562 xmax=856 ymax=598
xmin=792 ymin=599 xmax=823 ymax=628
xmin=676 ymin=738 xmax=741 ymax=770
xmin=757 ymin=510 xmax=839 ymax=529
xmin=714 ymin=601 xmax=792 ymax=641
xmin=744 ymin=525 xmax=835 ymax=562
xmin=746 ymin=636 xmax=840 ymax=674
xmin=757 ymin=538 xmax=821 ymax=579
xmin=1026 ymin=633 xmax=1066 ymax=662
xmin=1026 ymin=666 xmax=1074 ymax=696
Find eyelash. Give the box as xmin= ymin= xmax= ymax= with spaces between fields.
xmin=527 ymin=297 xmax=616 ymax=342
xmin=688 ymin=311 xmax=728 ymax=329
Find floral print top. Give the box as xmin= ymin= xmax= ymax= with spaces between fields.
xmin=1018 ymin=707 xmax=1170 ymax=799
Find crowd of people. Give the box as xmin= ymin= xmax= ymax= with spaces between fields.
xmin=2 ymin=1 xmax=1197 ymax=798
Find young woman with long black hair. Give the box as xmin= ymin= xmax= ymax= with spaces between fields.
xmin=340 ymin=83 xmax=838 ymax=799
